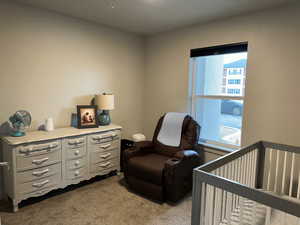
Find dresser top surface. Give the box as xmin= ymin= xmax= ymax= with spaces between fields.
xmin=1 ymin=124 xmax=122 ymax=146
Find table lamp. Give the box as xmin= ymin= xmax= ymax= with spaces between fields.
xmin=96 ymin=93 xmax=114 ymax=126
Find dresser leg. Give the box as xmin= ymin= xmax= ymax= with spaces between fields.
xmin=12 ymin=200 xmax=19 ymax=212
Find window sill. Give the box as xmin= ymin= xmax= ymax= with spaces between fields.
xmin=198 ymin=142 xmax=238 ymax=153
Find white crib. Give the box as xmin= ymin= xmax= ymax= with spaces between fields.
xmin=191 ymin=141 xmax=300 ymax=225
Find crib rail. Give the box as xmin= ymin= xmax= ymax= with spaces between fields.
xmin=191 ymin=141 xmax=300 ymax=225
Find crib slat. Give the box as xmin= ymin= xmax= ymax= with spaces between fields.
xmin=281 ymin=151 xmax=288 ymax=194
xmin=253 ymin=149 xmax=258 ymax=188
xmin=219 ymin=166 xmax=225 ymax=222
xmin=246 ymin=153 xmax=250 ymax=186
xmin=243 ymin=156 xmax=247 ymax=185
xmin=251 ymin=150 xmax=255 ymax=188
xmin=267 ymin=149 xmax=273 ymax=191
xmin=214 ymin=187 xmax=222 ymax=225
xmin=233 ymin=160 xmax=238 ymax=210
xmin=274 ymin=150 xmax=280 ymax=193
xmin=237 ymin=158 xmax=242 ymax=206
xmin=249 ymin=151 xmax=253 ymax=187
xmin=265 ymin=206 xmax=271 ymax=225
xmin=227 ymin=163 xmax=233 ymax=224
xmin=247 ymin=153 xmax=251 ymax=186
xmin=239 ymin=197 xmax=244 ymax=225
xmin=289 ymin=153 xmax=296 ymax=197
xmin=223 ymin=166 xmax=228 ymax=223
xmin=253 ymin=150 xmax=258 ymax=187
xmin=200 ymin=183 xmax=207 ymax=225
xmin=205 ymin=185 xmax=210 ymax=225
xmin=251 ymin=200 xmax=256 ymax=225
xmin=297 ymin=170 xmax=300 ymax=199
xmin=210 ymin=186 xmax=216 ymax=225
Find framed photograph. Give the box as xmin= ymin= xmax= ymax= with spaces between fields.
xmin=77 ymin=105 xmax=98 ymax=129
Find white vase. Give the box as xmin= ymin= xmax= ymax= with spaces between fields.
xmin=45 ymin=118 xmax=54 ymax=131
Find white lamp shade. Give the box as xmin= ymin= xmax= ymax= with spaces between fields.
xmin=96 ymin=94 xmax=115 ymax=110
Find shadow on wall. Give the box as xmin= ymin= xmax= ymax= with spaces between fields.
xmin=0 ymin=122 xmax=11 ymax=136
xmin=72 ymin=95 xmax=95 ymax=107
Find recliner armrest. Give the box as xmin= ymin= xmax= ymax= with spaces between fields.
xmin=134 ymin=141 xmax=153 ymax=150
xmin=124 ymin=141 xmax=154 ymax=160
xmin=173 ymin=150 xmax=200 ymax=161
xmin=164 ymin=150 xmax=201 ymax=202
xmin=165 ymin=150 xmax=199 ymax=168
xmin=164 ymin=150 xmax=200 ymax=175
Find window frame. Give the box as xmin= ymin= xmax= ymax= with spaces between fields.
xmin=189 ymin=42 xmax=248 ymax=150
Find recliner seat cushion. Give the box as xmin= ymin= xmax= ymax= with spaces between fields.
xmin=127 ymin=153 xmax=169 ymax=185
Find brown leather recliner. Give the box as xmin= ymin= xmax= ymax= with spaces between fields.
xmin=123 ymin=114 xmax=201 ymax=202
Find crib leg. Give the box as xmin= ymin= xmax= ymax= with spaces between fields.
xmin=265 ymin=207 xmax=271 ymax=225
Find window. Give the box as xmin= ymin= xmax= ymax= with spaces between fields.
xmin=189 ymin=42 xmax=248 ymax=148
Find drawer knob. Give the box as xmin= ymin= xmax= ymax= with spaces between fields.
xmin=75 ymin=160 xmax=80 ymax=166
xmin=101 ymin=144 xmax=111 ymax=149
xmin=100 ymin=162 xmax=111 ymax=168
xmin=74 ymin=150 xmax=80 ymax=156
xmin=32 ymin=158 xmax=49 ymax=165
xmin=74 ymin=171 xmax=80 ymax=176
xmin=32 ymin=180 xmax=49 ymax=188
xmin=100 ymin=153 xmax=111 ymax=159
xmin=32 ymin=169 xmax=49 ymax=176
xmin=20 ymin=148 xmax=30 ymax=154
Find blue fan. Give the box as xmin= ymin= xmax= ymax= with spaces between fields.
xmin=8 ymin=110 xmax=32 ymax=137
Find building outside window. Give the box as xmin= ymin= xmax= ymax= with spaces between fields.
xmin=189 ymin=43 xmax=248 ymax=149
xmin=228 ymin=79 xmax=241 ymax=85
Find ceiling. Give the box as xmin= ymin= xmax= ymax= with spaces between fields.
xmin=14 ymin=0 xmax=295 ymax=35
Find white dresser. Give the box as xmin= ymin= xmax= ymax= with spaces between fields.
xmin=1 ymin=124 xmax=122 ymax=212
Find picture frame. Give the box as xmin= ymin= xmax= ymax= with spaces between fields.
xmin=77 ymin=105 xmax=98 ymax=129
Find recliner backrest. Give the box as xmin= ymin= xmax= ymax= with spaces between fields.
xmin=152 ymin=114 xmax=201 ymax=157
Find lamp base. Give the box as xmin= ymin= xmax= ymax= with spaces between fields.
xmin=98 ymin=110 xmax=111 ymax=126
xmin=11 ymin=130 xmax=25 ymax=137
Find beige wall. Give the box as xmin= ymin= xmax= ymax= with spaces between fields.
xmin=0 ymin=1 xmax=145 ymax=199
xmin=0 ymin=1 xmax=145 ymax=139
xmin=144 ymin=4 xmax=300 ymax=147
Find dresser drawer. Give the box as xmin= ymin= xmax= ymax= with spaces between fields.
xmin=17 ymin=163 xmax=61 ymax=184
xmin=21 ymin=185 xmax=58 ymax=201
xmin=16 ymin=141 xmax=61 ymax=157
xmin=62 ymin=136 xmax=86 ymax=149
xmin=66 ymin=157 xmax=87 ymax=170
xmin=88 ymin=131 xmax=120 ymax=145
xmin=17 ymin=173 xmax=61 ymax=195
xmin=66 ymin=146 xmax=86 ymax=160
xmin=66 ymin=166 xmax=87 ymax=180
xmin=90 ymin=149 xmax=119 ymax=165
xmin=16 ymin=148 xmax=61 ymax=171
xmin=89 ymin=140 xmax=119 ymax=153
xmin=90 ymin=158 xmax=118 ymax=173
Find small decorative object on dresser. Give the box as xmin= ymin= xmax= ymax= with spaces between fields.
xmin=8 ymin=110 xmax=32 ymax=137
xmin=71 ymin=113 xmax=78 ymax=128
xmin=1 ymin=124 xmax=122 ymax=212
xmin=96 ymin=93 xmax=114 ymax=126
xmin=45 ymin=118 xmax=54 ymax=132
xmin=77 ymin=105 xmax=98 ymax=129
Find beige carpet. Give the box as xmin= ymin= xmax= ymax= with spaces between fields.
xmin=0 ymin=175 xmax=192 ymax=225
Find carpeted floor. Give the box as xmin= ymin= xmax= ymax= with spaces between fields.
xmin=0 ymin=175 xmax=192 ymax=225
